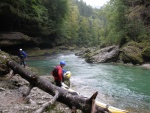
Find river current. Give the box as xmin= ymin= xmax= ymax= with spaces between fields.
xmin=27 ymin=53 xmax=150 ymax=113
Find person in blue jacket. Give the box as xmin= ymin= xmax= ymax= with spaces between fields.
xmin=19 ymin=48 xmax=27 ymax=67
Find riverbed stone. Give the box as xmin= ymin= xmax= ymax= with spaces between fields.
xmin=85 ymin=46 xmax=119 ymax=63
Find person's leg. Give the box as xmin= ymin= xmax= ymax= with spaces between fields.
xmin=55 ymin=80 xmax=62 ymax=87
xmin=20 ymin=58 xmax=23 ymax=66
xmin=22 ymin=58 xmax=26 ymax=67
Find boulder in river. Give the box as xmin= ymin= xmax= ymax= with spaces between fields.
xmin=85 ymin=46 xmax=120 ymax=63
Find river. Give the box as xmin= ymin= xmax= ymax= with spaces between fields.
xmin=26 ymin=53 xmax=150 ymax=113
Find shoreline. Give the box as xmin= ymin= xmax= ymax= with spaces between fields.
xmin=26 ymin=48 xmax=150 ymax=70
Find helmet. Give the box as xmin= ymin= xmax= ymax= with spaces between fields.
xmin=19 ymin=48 xmax=22 ymax=51
xmin=60 ymin=61 xmax=66 ymax=65
xmin=64 ymin=71 xmax=71 ymax=79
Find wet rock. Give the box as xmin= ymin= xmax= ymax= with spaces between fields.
xmin=119 ymin=42 xmax=144 ymax=64
xmin=141 ymin=63 xmax=150 ymax=69
xmin=86 ymin=46 xmax=119 ymax=63
xmin=75 ymin=48 xmax=92 ymax=57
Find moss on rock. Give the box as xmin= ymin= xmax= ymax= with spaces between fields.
xmin=142 ymin=47 xmax=150 ymax=57
xmin=119 ymin=41 xmax=144 ymax=64
xmin=142 ymin=47 xmax=150 ymax=61
xmin=0 ymin=51 xmax=11 ymax=75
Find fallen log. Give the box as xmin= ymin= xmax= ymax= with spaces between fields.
xmin=7 ymin=60 xmax=110 ymax=113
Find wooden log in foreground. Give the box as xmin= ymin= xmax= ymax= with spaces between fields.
xmin=7 ymin=60 xmax=109 ymax=113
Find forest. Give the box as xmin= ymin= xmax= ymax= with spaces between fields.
xmin=0 ymin=0 xmax=150 ymax=113
xmin=0 ymin=0 xmax=149 ymax=48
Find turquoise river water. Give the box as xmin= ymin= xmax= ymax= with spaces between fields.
xmin=26 ymin=53 xmax=150 ymax=113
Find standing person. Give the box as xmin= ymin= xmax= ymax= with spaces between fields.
xmin=19 ymin=48 xmax=27 ymax=68
xmin=52 ymin=61 xmax=66 ymax=87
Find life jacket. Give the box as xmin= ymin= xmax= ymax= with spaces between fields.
xmin=52 ymin=66 xmax=58 ymax=77
xmin=52 ymin=65 xmax=63 ymax=82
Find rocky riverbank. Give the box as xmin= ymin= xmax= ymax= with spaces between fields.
xmin=75 ymin=41 xmax=150 ymax=69
xmin=0 ymin=50 xmax=80 ymax=113
xmin=0 ymin=74 xmax=72 ymax=113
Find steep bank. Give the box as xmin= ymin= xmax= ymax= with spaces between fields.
xmin=0 ymin=32 xmax=56 ymax=54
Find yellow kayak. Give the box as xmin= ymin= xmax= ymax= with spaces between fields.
xmin=96 ymin=101 xmax=128 ymax=113
xmin=61 ymin=83 xmax=128 ymax=113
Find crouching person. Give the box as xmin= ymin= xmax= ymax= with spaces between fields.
xmin=63 ymin=71 xmax=71 ymax=87
xmin=52 ymin=61 xmax=66 ymax=87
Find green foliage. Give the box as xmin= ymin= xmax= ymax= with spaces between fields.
xmin=0 ymin=0 xmax=68 ymax=36
xmin=59 ymin=0 xmax=103 ymax=47
xmin=54 ymin=0 xmax=79 ymax=45
xmin=97 ymin=0 xmax=150 ymax=46
xmin=1 ymin=0 xmax=149 ymax=47
xmin=142 ymin=47 xmax=150 ymax=58
xmin=75 ymin=0 xmax=94 ymax=17
xmin=42 ymin=0 xmax=69 ymax=32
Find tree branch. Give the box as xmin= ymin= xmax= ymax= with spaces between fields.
xmin=34 ymin=90 xmax=59 ymax=113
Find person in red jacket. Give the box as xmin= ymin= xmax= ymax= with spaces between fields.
xmin=52 ymin=61 xmax=66 ymax=87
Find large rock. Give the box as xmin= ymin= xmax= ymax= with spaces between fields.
xmin=0 ymin=50 xmax=20 ymax=76
xmin=0 ymin=32 xmax=34 ymax=48
xmin=86 ymin=46 xmax=119 ymax=63
xmin=0 ymin=50 xmax=11 ymax=76
xmin=119 ymin=42 xmax=144 ymax=64
xmin=142 ymin=47 xmax=150 ymax=61
xmin=0 ymin=32 xmax=37 ymax=51
xmin=75 ymin=48 xmax=93 ymax=57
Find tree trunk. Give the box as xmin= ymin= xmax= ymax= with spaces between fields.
xmin=7 ymin=60 xmax=108 ymax=113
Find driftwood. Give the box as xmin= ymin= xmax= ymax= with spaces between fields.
xmin=7 ymin=60 xmax=109 ymax=113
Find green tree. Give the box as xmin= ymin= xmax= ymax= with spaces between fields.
xmin=57 ymin=0 xmax=79 ymax=45
xmin=96 ymin=0 xmax=128 ymax=46
xmin=42 ymin=0 xmax=68 ymax=34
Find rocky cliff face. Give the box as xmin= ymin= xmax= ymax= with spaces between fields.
xmin=0 ymin=1 xmax=58 ymax=52
xmin=127 ymin=0 xmax=150 ymax=29
xmin=0 ymin=32 xmax=36 ymax=53
xmin=0 ymin=32 xmax=55 ymax=54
